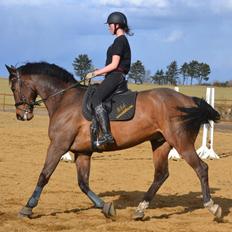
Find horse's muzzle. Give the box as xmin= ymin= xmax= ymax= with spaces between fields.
xmin=16 ymin=111 xmax=34 ymax=121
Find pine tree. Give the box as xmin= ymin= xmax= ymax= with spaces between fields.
xmin=72 ymin=54 xmax=93 ymax=84
xmin=128 ymin=60 xmax=145 ymax=84
xmin=180 ymin=62 xmax=189 ymax=85
xmin=166 ymin=61 xmax=179 ymax=85
xmin=198 ymin=63 xmax=210 ymax=84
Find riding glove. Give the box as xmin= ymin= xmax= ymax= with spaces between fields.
xmin=85 ymin=72 xmax=96 ymax=80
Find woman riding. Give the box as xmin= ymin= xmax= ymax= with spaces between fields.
xmin=85 ymin=12 xmax=132 ymax=147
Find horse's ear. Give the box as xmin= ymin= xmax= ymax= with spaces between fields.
xmin=5 ymin=64 xmax=16 ymax=74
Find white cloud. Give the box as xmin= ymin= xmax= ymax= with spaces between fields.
xmin=164 ymin=30 xmax=183 ymax=43
xmin=0 ymin=0 xmax=50 ymax=6
xmin=210 ymin=0 xmax=232 ymax=13
xmin=97 ymin=0 xmax=170 ymax=8
xmin=0 ymin=0 xmax=81 ymax=6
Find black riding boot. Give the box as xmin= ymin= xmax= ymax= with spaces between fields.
xmin=94 ymin=104 xmax=114 ymax=147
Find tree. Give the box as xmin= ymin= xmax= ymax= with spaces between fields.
xmin=72 ymin=54 xmax=93 ymax=84
xmin=180 ymin=62 xmax=189 ymax=85
xmin=128 ymin=60 xmax=145 ymax=84
xmin=165 ymin=61 xmax=179 ymax=85
xmin=187 ymin=60 xmax=200 ymax=85
xmin=198 ymin=63 xmax=210 ymax=84
xmin=151 ymin=69 xmax=164 ymax=85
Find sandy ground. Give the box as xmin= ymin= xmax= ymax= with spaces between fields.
xmin=0 ymin=111 xmax=232 ymax=232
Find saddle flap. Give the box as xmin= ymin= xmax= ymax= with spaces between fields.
xmin=82 ymin=85 xmax=137 ymax=121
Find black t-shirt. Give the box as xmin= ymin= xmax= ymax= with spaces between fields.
xmin=105 ymin=35 xmax=131 ymax=74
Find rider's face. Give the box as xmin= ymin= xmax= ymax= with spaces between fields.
xmin=108 ymin=23 xmax=118 ymax=34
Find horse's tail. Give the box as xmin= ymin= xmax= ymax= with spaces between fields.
xmin=177 ymin=97 xmax=220 ymax=132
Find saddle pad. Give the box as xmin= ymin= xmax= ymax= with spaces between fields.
xmin=82 ymin=86 xmax=137 ymax=121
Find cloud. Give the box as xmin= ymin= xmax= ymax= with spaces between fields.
xmin=164 ymin=30 xmax=183 ymax=43
xmin=0 ymin=0 xmax=55 ymax=6
xmin=97 ymin=0 xmax=169 ymax=8
xmin=210 ymin=0 xmax=232 ymax=13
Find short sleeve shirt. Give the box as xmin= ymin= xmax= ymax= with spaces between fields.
xmin=105 ymin=35 xmax=131 ymax=74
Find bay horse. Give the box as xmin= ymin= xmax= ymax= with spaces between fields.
xmin=6 ymin=62 xmax=222 ymax=220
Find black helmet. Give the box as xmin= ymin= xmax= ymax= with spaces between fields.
xmin=106 ymin=12 xmax=127 ymax=26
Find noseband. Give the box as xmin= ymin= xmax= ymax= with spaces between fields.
xmin=11 ymin=70 xmax=39 ymax=114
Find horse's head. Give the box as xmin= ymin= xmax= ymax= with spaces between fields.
xmin=6 ymin=64 xmax=37 ymax=121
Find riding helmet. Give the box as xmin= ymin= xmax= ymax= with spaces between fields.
xmin=106 ymin=12 xmax=128 ymax=26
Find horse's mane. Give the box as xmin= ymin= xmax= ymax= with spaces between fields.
xmin=18 ymin=62 xmax=77 ymax=84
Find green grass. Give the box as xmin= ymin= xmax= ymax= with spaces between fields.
xmin=128 ymin=83 xmax=232 ymax=101
xmin=1 ymin=77 xmax=232 ymax=106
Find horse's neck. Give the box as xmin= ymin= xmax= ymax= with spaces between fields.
xmin=34 ymin=76 xmax=71 ymax=117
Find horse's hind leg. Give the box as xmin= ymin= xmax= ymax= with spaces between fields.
xmin=179 ymin=144 xmax=222 ymax=219
xmin=133 ymin=140 xmax=171 ymax=220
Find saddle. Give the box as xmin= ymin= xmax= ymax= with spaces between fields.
xmin=82 ymin=80 xmax=137 ymax=152
xmin=82 ymin=80 xmax=137 ymax=121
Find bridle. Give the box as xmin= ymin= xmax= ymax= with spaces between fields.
xmin=12 ymin=69 xmax=85 ymax=114
xmin=11 ymin=70 xmax=37 ymax=114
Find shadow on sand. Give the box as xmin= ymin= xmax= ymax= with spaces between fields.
xmin=99 ymin=187 xmax=232 ymax=220
xmin=27 ymin=188 xmax=231 ymax=222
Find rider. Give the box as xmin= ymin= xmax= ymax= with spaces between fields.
xmin=85 ymin=12 xmax=132 ymax=147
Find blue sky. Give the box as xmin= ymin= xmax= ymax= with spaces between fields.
xmin=0 ymin=0 xmax=232 ymax=82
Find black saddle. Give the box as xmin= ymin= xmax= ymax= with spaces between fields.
xmin=82 ymin=80 xmax=137 ymax=121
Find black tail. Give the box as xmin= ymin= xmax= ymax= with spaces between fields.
xmin=178 ymin=97 xmax=220 ymax=131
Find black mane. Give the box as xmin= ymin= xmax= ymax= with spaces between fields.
xmin=18 ymin=62 xmax=77 ymax=84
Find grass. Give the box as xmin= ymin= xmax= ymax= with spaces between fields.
xmin=1 ymin=77 xmax=232 ymax=106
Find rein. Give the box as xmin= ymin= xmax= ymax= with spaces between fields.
xmin=13 ymin=69 xmax=88 ymax=111
xmin=33 ymin=81 xmax=84 ymax=106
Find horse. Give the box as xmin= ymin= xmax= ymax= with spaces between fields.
xmin=5 ymin=62 xmax=222 ymax=220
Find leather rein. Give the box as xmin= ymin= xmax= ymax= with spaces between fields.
xmin=12 ymin=70 xmax=85 ymax=112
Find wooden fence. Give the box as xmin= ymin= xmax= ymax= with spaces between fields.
xmin=0 ymin=92 xmax=231 ymax=114
xmin=0 ymin=93 xmax=47 ymax=114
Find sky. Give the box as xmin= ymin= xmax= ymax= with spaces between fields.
xmin=0 ymin=0 xmax=232 ymax=83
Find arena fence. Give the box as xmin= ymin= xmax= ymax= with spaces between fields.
xmin=0 ymin=93 xmax=47 ymax=115
xmin=0 ymin=92 xmax=231 ymax=114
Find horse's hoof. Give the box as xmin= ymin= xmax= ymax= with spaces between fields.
xmin=102 ymin=202 xmax=116 ymax=219
xmin=204 ymin=199 xmax=222 ymax=220
xmin=18 ymin=206 xmax=33 ymax=218
xmin=132 ymin=210 xmax=145 ymax=220
xmin=214 ymin=205 xmax=222 ymax=219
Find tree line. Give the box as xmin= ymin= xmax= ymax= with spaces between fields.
xmin=72 ymin=54 xmax=216 ymax=85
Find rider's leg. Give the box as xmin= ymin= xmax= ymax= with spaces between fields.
xmin=92 ymin=72 xmax=124 ymax=146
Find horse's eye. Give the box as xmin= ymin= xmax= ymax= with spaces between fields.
xmin=11 ymin=86 xmax=16 ymax=91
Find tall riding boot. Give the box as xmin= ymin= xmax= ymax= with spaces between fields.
xmin=94 ymin=104 xmax=115 ymax=147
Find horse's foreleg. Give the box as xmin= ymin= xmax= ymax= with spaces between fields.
xmin=75 ymin=153 xmax=116 ymax=218
xmin=19 ymin=142 xmax=67 ymax=217
xmin=181 ymin=147 xmax=222 ymax=219
xmin=133 ymin=141 xmax=171 ymax=220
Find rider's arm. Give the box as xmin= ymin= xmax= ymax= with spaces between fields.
xmin=94 ymin=55 xmax=120 ymax=76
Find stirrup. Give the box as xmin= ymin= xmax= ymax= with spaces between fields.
xmin=95 ymin=134 xmax=115 ymax=147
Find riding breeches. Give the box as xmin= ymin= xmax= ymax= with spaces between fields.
xmin=91 ymin=72 xmax=125 ymax=108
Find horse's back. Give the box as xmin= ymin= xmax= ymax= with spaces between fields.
xmin=137 ymin=87 xmax=195 ymax=114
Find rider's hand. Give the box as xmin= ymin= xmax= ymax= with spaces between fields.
xmin=85 ymin=72 xmax=96 ymax=80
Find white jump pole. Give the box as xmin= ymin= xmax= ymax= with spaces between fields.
xmin=206 ymin=88 xmax=219 ymax=159
xmin=197 ymin=87 xmax=219 ymax=159
xmin=61 ymin=152 xmax=73 ymax=162
xmin=168 ymin=86 xmax=181 ymax=159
